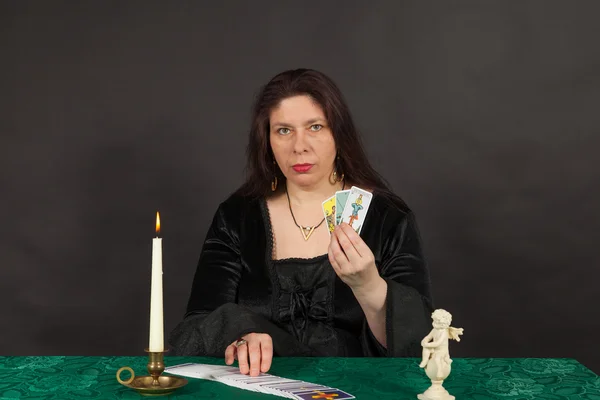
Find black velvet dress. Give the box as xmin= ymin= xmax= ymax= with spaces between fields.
xmin=169 ymin=192 xmax=434 ymax=358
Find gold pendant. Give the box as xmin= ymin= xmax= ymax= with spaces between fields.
xmin=300 ymin=226 xmax=316 ymax=241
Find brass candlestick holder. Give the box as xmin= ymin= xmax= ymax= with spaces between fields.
xmin=116 ymin=349 xmax=188 ymax=396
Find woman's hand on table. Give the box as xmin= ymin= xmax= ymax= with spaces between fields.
xmin=225 ymin=332 xmax=273 ymax=376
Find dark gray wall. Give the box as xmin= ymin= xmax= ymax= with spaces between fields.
xmin=2 ymin=1 xmax=599 ymax=373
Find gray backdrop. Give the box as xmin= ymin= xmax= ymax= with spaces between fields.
xmin=2 ymin=1 xmax=599 ymax=373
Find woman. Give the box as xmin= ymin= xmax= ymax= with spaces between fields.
xmin=169 ymin=68 xmax=433 ymax=376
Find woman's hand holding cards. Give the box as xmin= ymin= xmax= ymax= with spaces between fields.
xmin=328 ymin=221 xmax=388 ymax=347
xmin=328 ymin=223 xmax=383 ymax=294
xmin=325 ymin=186 xmax=381 ymax=293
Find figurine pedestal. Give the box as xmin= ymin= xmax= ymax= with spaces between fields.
xmin=417 ymin=380 xmax=454 ymax=400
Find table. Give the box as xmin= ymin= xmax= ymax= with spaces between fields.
xmin=0 ymin=356 xmax=598 ymax=399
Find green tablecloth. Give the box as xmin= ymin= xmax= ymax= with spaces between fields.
xmin=0 ymin=356 xmax=598 ymax=399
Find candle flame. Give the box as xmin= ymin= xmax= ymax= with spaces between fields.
xmin=156 ymin=211 xmax=160 ymax=235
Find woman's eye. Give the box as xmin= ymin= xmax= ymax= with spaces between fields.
xmin=277 ymin=128 xmax=291 ymax=135
xmin=310 ymin=124 xmax=323 ymax=132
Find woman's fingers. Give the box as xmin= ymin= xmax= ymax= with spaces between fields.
xmin=339 ymin=223 xmax=369 ymax=257
xmin=329 ymin=230 xmax=349 ymax=270
xmin=224 ymin=344 xmax=236 ymax=365
xmin=236 ymin=341 xmax=250 ymax=375
xmin=335 ymin=224 xmax=361 ymax=264
xmin=248 ymin=340 xmax=262 ymax=376
xmin=328 ymin=247 xmax=340 ymax=275
xmin=260 ymin=336 xmax=273 ymax=373
xmin=225 ymin=333 xmax=274 ymax=375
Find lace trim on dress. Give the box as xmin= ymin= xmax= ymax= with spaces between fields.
xmin=260 ymin=197 xmax=276 ymax=260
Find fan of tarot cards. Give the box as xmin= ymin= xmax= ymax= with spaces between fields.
xmin=322 ymin=186 xmax=373 ymax=235
xmin=165 ymin=363 xmax=356 ymax=399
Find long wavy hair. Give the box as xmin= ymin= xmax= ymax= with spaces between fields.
xmin=236 ymin=68 xmax=405 ymax=206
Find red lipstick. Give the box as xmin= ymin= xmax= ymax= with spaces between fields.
xmin=292 ymin=163 xmax=313 ymax=173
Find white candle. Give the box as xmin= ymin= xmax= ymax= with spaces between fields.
xmin=149 ymin=211 xmax=164 ymax=352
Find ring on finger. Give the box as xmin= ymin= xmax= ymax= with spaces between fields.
xmin=235 ymin=339 xmax=247 ymax=347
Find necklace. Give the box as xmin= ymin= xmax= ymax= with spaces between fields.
xmin=285 ymin=182 xmax=345 ymax=241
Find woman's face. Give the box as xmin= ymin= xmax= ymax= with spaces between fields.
xmin=269 ymin=95 xmax=336 ymax=189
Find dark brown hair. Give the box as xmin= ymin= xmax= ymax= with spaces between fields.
xmin=236 ymin=68 xmax=405 ymax=206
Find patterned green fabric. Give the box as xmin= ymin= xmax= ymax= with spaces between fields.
xmin=0 ymin=356 xmax=598 ymax=399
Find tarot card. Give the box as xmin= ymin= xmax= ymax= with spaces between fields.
xmin=335 ymin=189 xmax=350 ymax=225
xmin=245 ymin=376 xmax=299 ymax=397
xmin=261 ymin=380 xmax=316 ymax=399
xmin=321 ymin=195 xmax=336 ymax=235
xmin=255 ymin=378 xmax=301 ymax=399
xmin=287 ymin=383 xmax=335 ymax=394
xmin=339 ymin=186 xmax=373 ymax=234
xmin=216 ymin=372 xmax=278 ymax=393
xmin=263 ymin=381 xmax=315 ymax=390
xmin=164 ymin=363 xmax=237 ymax=380
xmin=294 ymin=388 xmax=355 ymax=399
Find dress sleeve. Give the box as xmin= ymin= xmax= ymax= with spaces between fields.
xmin=361 ymin=210 xmax=434 ymax=357
xmin=168 ymin=201 xmax=314 ymax=357
xmin=184 ymin=203 xmax=243 ymax=315
xmin=169 ymin=204 xmax=254 ymax=356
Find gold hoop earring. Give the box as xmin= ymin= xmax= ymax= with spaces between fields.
xmin=330 ymin=170 xmax=344 ymax=184
xmin=271 ymin=176 xmax=278 ymax=191
xmin=331 ymin=154 xmax=344 ymax=184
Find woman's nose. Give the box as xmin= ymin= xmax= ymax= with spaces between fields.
xmin=293 ymin=130 xmax=309 ymax=153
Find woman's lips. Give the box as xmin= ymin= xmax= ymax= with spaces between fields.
xmin=292 ymin=164 xmax=313 ymax=173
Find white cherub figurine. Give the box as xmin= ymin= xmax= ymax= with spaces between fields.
xmin=417 ymin=309 xmax=463 ymax=400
